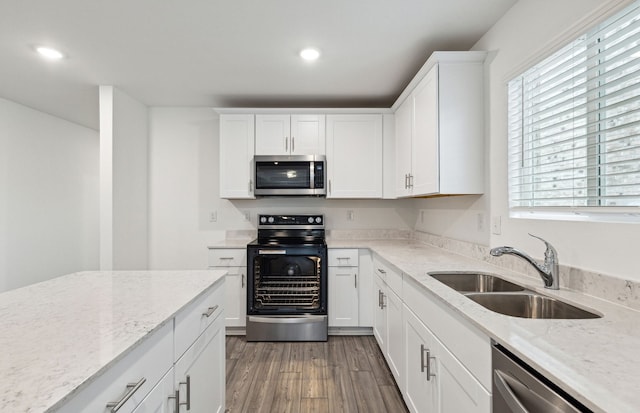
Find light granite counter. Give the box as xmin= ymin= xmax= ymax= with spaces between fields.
xmin=328 ymin=238 xmax=640 ymax=413
xmin=0 ymin=270 xmax=226 ymax=413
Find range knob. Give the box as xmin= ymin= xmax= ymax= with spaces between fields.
xmin=260 ymin=216 xmax=267 ymax=224
xmin=308 ymin=217 xmax=314 ymax=224
xmin=268 ymin=216 xmax=275 ymax=224
xmin=315 ymin=216 xmax=322 ymax=224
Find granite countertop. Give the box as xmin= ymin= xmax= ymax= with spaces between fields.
xmin=0 ymin=270 xmax=226 ymax=413
xmin=327 ymin=238 xmax=640 ymax=413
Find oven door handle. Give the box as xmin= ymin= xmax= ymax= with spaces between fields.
xmin=248 ymin=316 xmax=327 ymax=324
xmin=257 ymin=250 xmax=288 ymax=255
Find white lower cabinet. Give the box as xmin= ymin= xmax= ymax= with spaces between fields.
xmin=373 ymin=269 xmax=387 ymax=351
xmin=385 ymin=287 xmax=404 ymax=388
xmin=132 ymin=369 xmax=175 ymax=413
xmin=175 ymin=312 xmax=226 ymax=413
xmin=328 ymin=249 xmax=359 ymax=327
xmin=208 ymin=248 xmax=247 ymax=328
xmin=404 ymin=306 xmax=490 ymax=413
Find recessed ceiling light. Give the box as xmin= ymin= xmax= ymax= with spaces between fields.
xmin=300 ymin=48 xmax=320 ymax=61
xmin=35 ymin=46 xmax=64 ymax=60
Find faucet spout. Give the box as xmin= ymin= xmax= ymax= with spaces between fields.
xmin=490 ymin=234 xmax=559 ymax=290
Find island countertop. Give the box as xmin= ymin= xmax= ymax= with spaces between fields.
xmin=0 ymin=270 xmax=226 ymax=412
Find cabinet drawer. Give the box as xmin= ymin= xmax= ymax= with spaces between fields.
xmin=208 ymin=248 xmax=246 ymax=267
xmin=372 ymin=255 xmax=390 ymax=281
xmin=174 ymin=281 xmax=224 ymax=360
xmin=386 ymin=266 xmax=403 ymax=297
xmin=57 ymin=322 xmax=173 ymax=413
xmin=328 ymin=249 xmax=359 ymax=267
xmin=403 ymin=276 xmax=491 ymax=390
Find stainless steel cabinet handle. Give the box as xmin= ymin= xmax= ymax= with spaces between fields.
xmin=420 ymin=344 xmax=427 ymax=373
xmin=249 ymin=179 xmax=253 ymax=193
xmin=354 ymin=273 xmax=357 ymax=288
xmin=426 ymin=349 xmax=435 ymax=381
xmin=494 ymin=370 xmax=528 ymax=413
xmin=378 ymin=290 xmax=382 ymax=308
xmin=168 ymin=389 xmax=180 ymax=413
xmin=180 ymin=375 xmax=191 ymax=410
xmin=106 ymin=377 xmax=146 ymax=412
xmin=381 ymin=293 xmax=386 ymax=309
xmin=328 ymin=179 xmax=332 ymax=194
xmin=377 ymin=268 xmax=386 ymax=275
xmin=409 ymin=174 xmax=414 ymax=189
xmin=242 ymin=273 xmax=245 ymax=288
xmin=285 ymin=136 xmax=289 ymax=152
xmin=405 ymin=174 xmax=409 ymax=189
xmin=219 ymin=257 xmax=233 ymax=261
xmin=292 ymin=136 xmax=295 ymax=152
xmin=202 ymin=304 xmax=219 ymax=317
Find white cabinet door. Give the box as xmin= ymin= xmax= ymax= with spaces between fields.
xmin=290 ymin=114 xmax=325 ymax=155
xmin=395 ymin=96 xmax=413 ymax=197
xmin=404 ymin=306 xmax=437 ymax=413
xmin=373 ymin=272 xmax=387 ymax=352
xmin=328 ymin=266 xmax=359 ymax=327
xmin=357 ymin=249 xmax=374 ymax=327
xmin=255 ymin=114 xmax=325 ymax=155
xmin=224 ymin=267 xmax=247 ymax=327
xmin=412 ymin=64 xmax=439 ymax=196
xmin=255 ymin=114 xmax=291 ymax=155
xmin=175 ymin=313 xmax=225 ymax=413
xmin=131 ymin=369 xmax=174 ymax=413
xmin=326 ymin=114 xmax=383 ymax=198
xmin=219 ymin=114 xmax=255 ymax=199
xmin=385 ymin=287 xmax=404 ymax=390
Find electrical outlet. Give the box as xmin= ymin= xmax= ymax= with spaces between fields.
xmin=347 ymin=210 xmax=354 ymax=221
xmin=209 ymin=211 xmax=217 ymax=222
xmin=491 ymin=216 xmax=502 ymax=235
xmin=477 ymin=213 xmax=484 ymax=231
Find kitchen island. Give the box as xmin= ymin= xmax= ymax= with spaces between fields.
xmin=0 ymin=270 xmax=226 ymax=412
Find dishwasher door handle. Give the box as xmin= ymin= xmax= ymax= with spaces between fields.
xmin=494 ymin=370 xmax=529 ymax=413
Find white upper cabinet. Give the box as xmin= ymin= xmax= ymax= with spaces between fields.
xmin=255 ymin=114 xmax=325 ymax=155
xmin=219 ymin=114 xmax=255 ymax=199
xmin=394 ymin=52 xmax=485 ymax=197
xmin=326 ymin=114 xmax=383 ymax=198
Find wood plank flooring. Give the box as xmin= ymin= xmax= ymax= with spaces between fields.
xmin=226 ymin=336 xmax=409 ymax=413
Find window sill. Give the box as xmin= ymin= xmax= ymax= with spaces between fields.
xmin=509 ymin=208 xmax=640 ymax=224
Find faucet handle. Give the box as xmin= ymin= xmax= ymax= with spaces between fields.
xmin=527 ymin=233 xmax=557 ymax=260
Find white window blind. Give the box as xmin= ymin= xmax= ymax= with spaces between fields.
xmin=508 ymin=1 xmax=640 ymax=210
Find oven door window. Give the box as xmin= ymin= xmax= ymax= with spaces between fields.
xmin=252 ymin=255 xmax=321 ymax=311
xmin=255 ymin=161 xmax=311 ymax=189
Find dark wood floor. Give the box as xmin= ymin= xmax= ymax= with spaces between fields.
xmin=225 ymin=335 xmax=409 ymax=413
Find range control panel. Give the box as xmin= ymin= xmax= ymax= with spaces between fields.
xmin=258 ymin=214 xmax=324 ymax=227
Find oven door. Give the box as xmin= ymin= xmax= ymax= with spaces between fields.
xmin=247 ymin=244 xmax=327 ymax=316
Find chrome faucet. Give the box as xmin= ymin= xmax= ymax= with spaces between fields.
xmin=490 ymin=234 xmax=560 ymax=290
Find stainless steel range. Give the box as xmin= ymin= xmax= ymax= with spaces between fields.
xmin=246 ymin=214 xmax=328 ymax=341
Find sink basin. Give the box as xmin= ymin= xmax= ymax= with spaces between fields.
xmin=429 ymin=272 xmax=525 ymax=293
xmin=465 ymin=292 xmax=601 ymax=319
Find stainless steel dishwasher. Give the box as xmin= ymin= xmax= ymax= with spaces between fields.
xmin=492 ymin=343 xmax=592 ymax=413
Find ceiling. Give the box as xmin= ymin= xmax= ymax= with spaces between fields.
xmin=0 ymin=0 xmax=516 ymax=130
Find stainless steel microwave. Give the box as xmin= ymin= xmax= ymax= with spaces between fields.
xmin=254 ymin=155 xmax=326 ymax=196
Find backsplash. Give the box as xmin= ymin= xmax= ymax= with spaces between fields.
xmin=413 ymin=231 xmax=640 ymax=312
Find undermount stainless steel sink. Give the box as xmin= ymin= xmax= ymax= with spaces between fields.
xmin=465 ymin=292 xmax=601 ymax=319
xmin=429 ymin=272 xmax=525 ymax=293
xmin=429 ymin=272 xmax=601 ymax=319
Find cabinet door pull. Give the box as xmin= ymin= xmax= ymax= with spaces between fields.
xmin=168 ymin=389 xmax=180 ymax=413
xmin=377 ymin=268 xmax=386 ymax=275
xmin=106 ymin=377 xmax=146 ymax=412
xmin=381 ymin=293 xmax=386 ymax=309
xmin=354 ymin=273 xmax=357 ymax=288
xmin=292 ymin=136 xmax=295 ymax=152
xmin=285 ymin=136 xmax=289 ymax=152
xmin=378 ymin=290 xmax=382 ymax=308
xmin=409 ymin=174 xmax=414 ymax=189
xmin=219 ymin=257 xmax=233 ymax=261
xmin=180 ymin=375 xmax=191 ymax=410
xmin=420 ymin=344 xmax=427 ymax=372
xmin=328 ymin=179 xmax=332 ymax=194
xmin=426 ymin=349 xmax=436 ymax=381
xmin=202 ymin=304 xmax=219 ymax=317
xmin=242 ymin=273 xmax=245 ymax=288
xmin=405 ymin=174 xmax=409 ymax=189
xmin=249 ymin=179 xmax=253 ymax=193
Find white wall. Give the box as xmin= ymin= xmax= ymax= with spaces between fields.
xmin=474 ymin=0 xmax=640 ymax=280
xmin=99 ymin=86 xmax=149 ymax=270
xmin=148 ymin=108 xmax=415 ymax=270
xmin=0 ymin=97 xmax=99 ymax=292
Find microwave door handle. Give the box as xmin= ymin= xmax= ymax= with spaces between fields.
xmin=310 ymin=161 xmax=315 ymax=189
